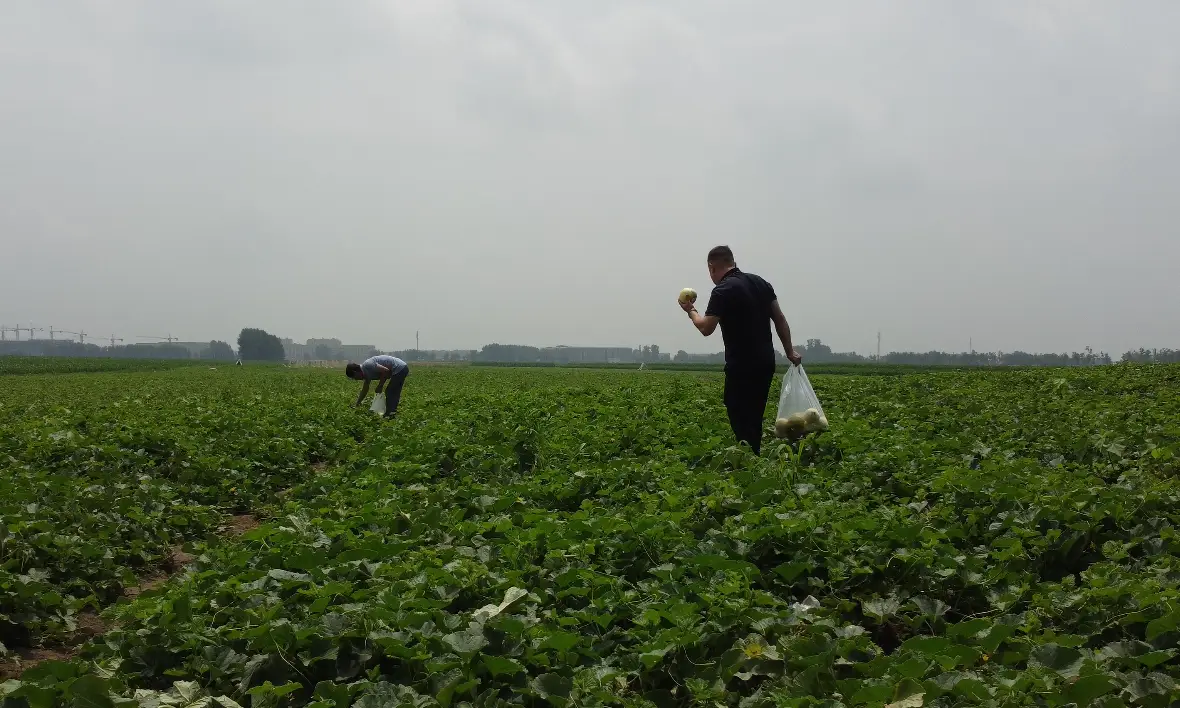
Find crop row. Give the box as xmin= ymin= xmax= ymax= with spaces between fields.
xmin=0 ymin=367 xmax=375 ymax=657
xmin=4 ymin=365 xmax=1180 ymax=707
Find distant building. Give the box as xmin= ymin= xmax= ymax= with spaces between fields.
xmin=305 ymin=338 xmax=342 ymax=351
xmin=544 ymin=346 xmax=638 ymax=364
xmin=280 ymin=337 xmax=374 ymax=362
xmin=280 ymin=338 xmax=310 ymax=362
xmin=340 ymin=344 xmax=376 ymax=361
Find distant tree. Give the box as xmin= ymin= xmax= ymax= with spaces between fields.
xmin=237 ymin=328 xmax=285 ymax=361
xmin=204 ymin=340 xmax=235 ymax=361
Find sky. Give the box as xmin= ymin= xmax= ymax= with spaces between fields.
xmin=1 ymin=1 xmax=1177 ymax=356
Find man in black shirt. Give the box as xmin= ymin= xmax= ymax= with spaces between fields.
xmin=680 ymin=245 xmax=802 ymax=455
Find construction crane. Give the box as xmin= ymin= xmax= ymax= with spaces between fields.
xmin=136 ymin=334 xmax=178 ymax=343
xmin=101 ymin=334 xmax=124 ymax=347
xmin=9 ymin=325 xmax=43 ymax=340
xmin=57 ymin=330 xmax=88 ymax=344
xmin=0 ymin=325 xmax=8 ymax=341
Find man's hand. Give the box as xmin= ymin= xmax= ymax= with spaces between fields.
xmin=678 ymin=299 xmax=695 ymax=313
xmin=787 ymin=348 xmax=803 ymax=366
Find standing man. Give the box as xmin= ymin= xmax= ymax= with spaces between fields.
xmin=679 ymin=246 xmax=802 ymax=455
xmin=346 ymin=354 xmax=409 ymax=419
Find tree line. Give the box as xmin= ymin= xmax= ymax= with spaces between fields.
xmin=4 ymin=328 xmax=1177 ymax=367
xmin=468 ymin=339 xmax=1178 ymax=368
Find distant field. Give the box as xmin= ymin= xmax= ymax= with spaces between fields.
xmin=0 ymin=356 xmax=210 ymax=376
xmin=471 ymin=360 xmax=1013 ymax=376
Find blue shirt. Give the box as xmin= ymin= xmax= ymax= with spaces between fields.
xmin=360 ymin=355 xmax=406 ymax=380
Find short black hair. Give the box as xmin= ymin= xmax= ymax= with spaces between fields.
xmin=707 ymin=245 xmax=735 ymax=265
xmin=345 ymin=362 xmax=362 ymax=378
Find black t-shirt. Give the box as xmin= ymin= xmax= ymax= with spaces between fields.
xmin=704 ymin=268 xmax=777 ymax=369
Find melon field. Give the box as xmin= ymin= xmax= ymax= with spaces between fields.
xmin=1 ymin=362 xmax=1179 ymax=707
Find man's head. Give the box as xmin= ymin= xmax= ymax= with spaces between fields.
xmin=345 ymin=363 xmax=363 ymax=380
xmin=707 ymin=245 xmax=736 ymax=284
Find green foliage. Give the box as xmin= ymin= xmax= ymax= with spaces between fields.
xmin=0 ymin=357 xmax=205 ymax=376
xmin=0 ymin=367 xmax=375 ymax=651
xmin=205 ymin=341 xmax=236 ymax=362
xmin=236 ymin=329 xmax=285 ymax=362
xmin=4 ymin=364 xmax=1180 ymax=707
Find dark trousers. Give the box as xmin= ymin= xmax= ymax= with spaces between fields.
xmin=723 ymin=364 xmax=775 ymax=455
xmin=383 ymin=367 xmax=409 ymax=416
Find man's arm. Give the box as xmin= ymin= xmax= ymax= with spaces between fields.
xmin=687 ymin=307 xmax=719 ymax=336
xmin=374 ymin=364 xmax=391 ymax=392
xmin=354 ymin=379 xmax=371 ymax=407
xmin=680 ymin=286 xmax=722 ymax=336
xmin=770 ymin=300 xmax=802 ymax=365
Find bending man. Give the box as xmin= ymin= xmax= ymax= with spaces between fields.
xmin=346 ymin=354 xmax=409 ymax=419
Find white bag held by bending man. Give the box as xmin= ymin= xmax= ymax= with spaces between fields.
xmin=774 ymin=365 xmax=828 ymax=439
xmin=369 ymin=394 xmax=386 ymax=416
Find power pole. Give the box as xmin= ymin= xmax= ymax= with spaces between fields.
xmin=416 ymin=331 xmax=419 ymax=352
xmin=876 ymin=331 xmax=881 ymax=360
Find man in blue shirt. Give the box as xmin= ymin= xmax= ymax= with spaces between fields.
xmin=346 ymin=354 xmax=409 ymax=418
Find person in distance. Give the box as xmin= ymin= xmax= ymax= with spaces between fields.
xmin=345 ymin=354 xmax=410 ymax=419
xmin=679 ymin=245 xmax=803 ymax=455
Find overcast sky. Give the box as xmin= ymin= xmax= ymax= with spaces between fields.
xmin=1 ymin=1 xmax=1176 ymax=355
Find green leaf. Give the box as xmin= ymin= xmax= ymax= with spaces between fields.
xmin=1066 ymin=674 xmax=1116 ymax=704
xmin=482 ymin=655 xmax=524 ymax=677
xmin=900 ymin=636 xmax=952 ymax=657
xmin=774 ymin=562 xmax=810 ymax=582
xmin=1138 ymin=649 xmax=1176 ymax=668
xmin=539 ymin=630 xmax=580 ymax=652
xmin=530 ymin=674 xmax=572 ymax=705
xmin=1145 ymin=609 xmax=1180 ymax=641
xmin=1029 ymin=644 xmax=1085 ymax=679
xmin=639 ymin=646 xmax=672 ymax=669
xmin=442 ymin=628 xmax=488 ymax=655
xmin=862 ymin=597 xmax=901 ymax=621
xmin=65 ymin=675 xmax=114 ymax=708
xmin=912 ymin=596 xmax=949 ymax=619
xmin=1125 ymin=672 xmax=1176 ymax=700
xmin=471 ymin=586 xmax=529 ymax=623
xmin=267 ymin=569 xmax=311 ymax=583
xmin=885 ymin=694 xmax=924 ymax=708
xmin=175 ymin=682 xmax=203 ymax=702
xmin=3 ymin=681 xmax=57 ymax=708
xmin=20 ymin=660 xmax=80 ymax=683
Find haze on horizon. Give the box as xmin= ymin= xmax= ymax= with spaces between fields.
xmin=1 ymin=1 xmax=1177 ymax=357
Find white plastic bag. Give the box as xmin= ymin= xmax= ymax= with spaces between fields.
xmin=370 ymin=393 xmax=386 ymax=416
xmin=774 ymin=365 xmax=828 ymax=439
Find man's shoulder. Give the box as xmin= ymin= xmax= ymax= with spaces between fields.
xmin=743 ymin=271 xmax=776 ymax=296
